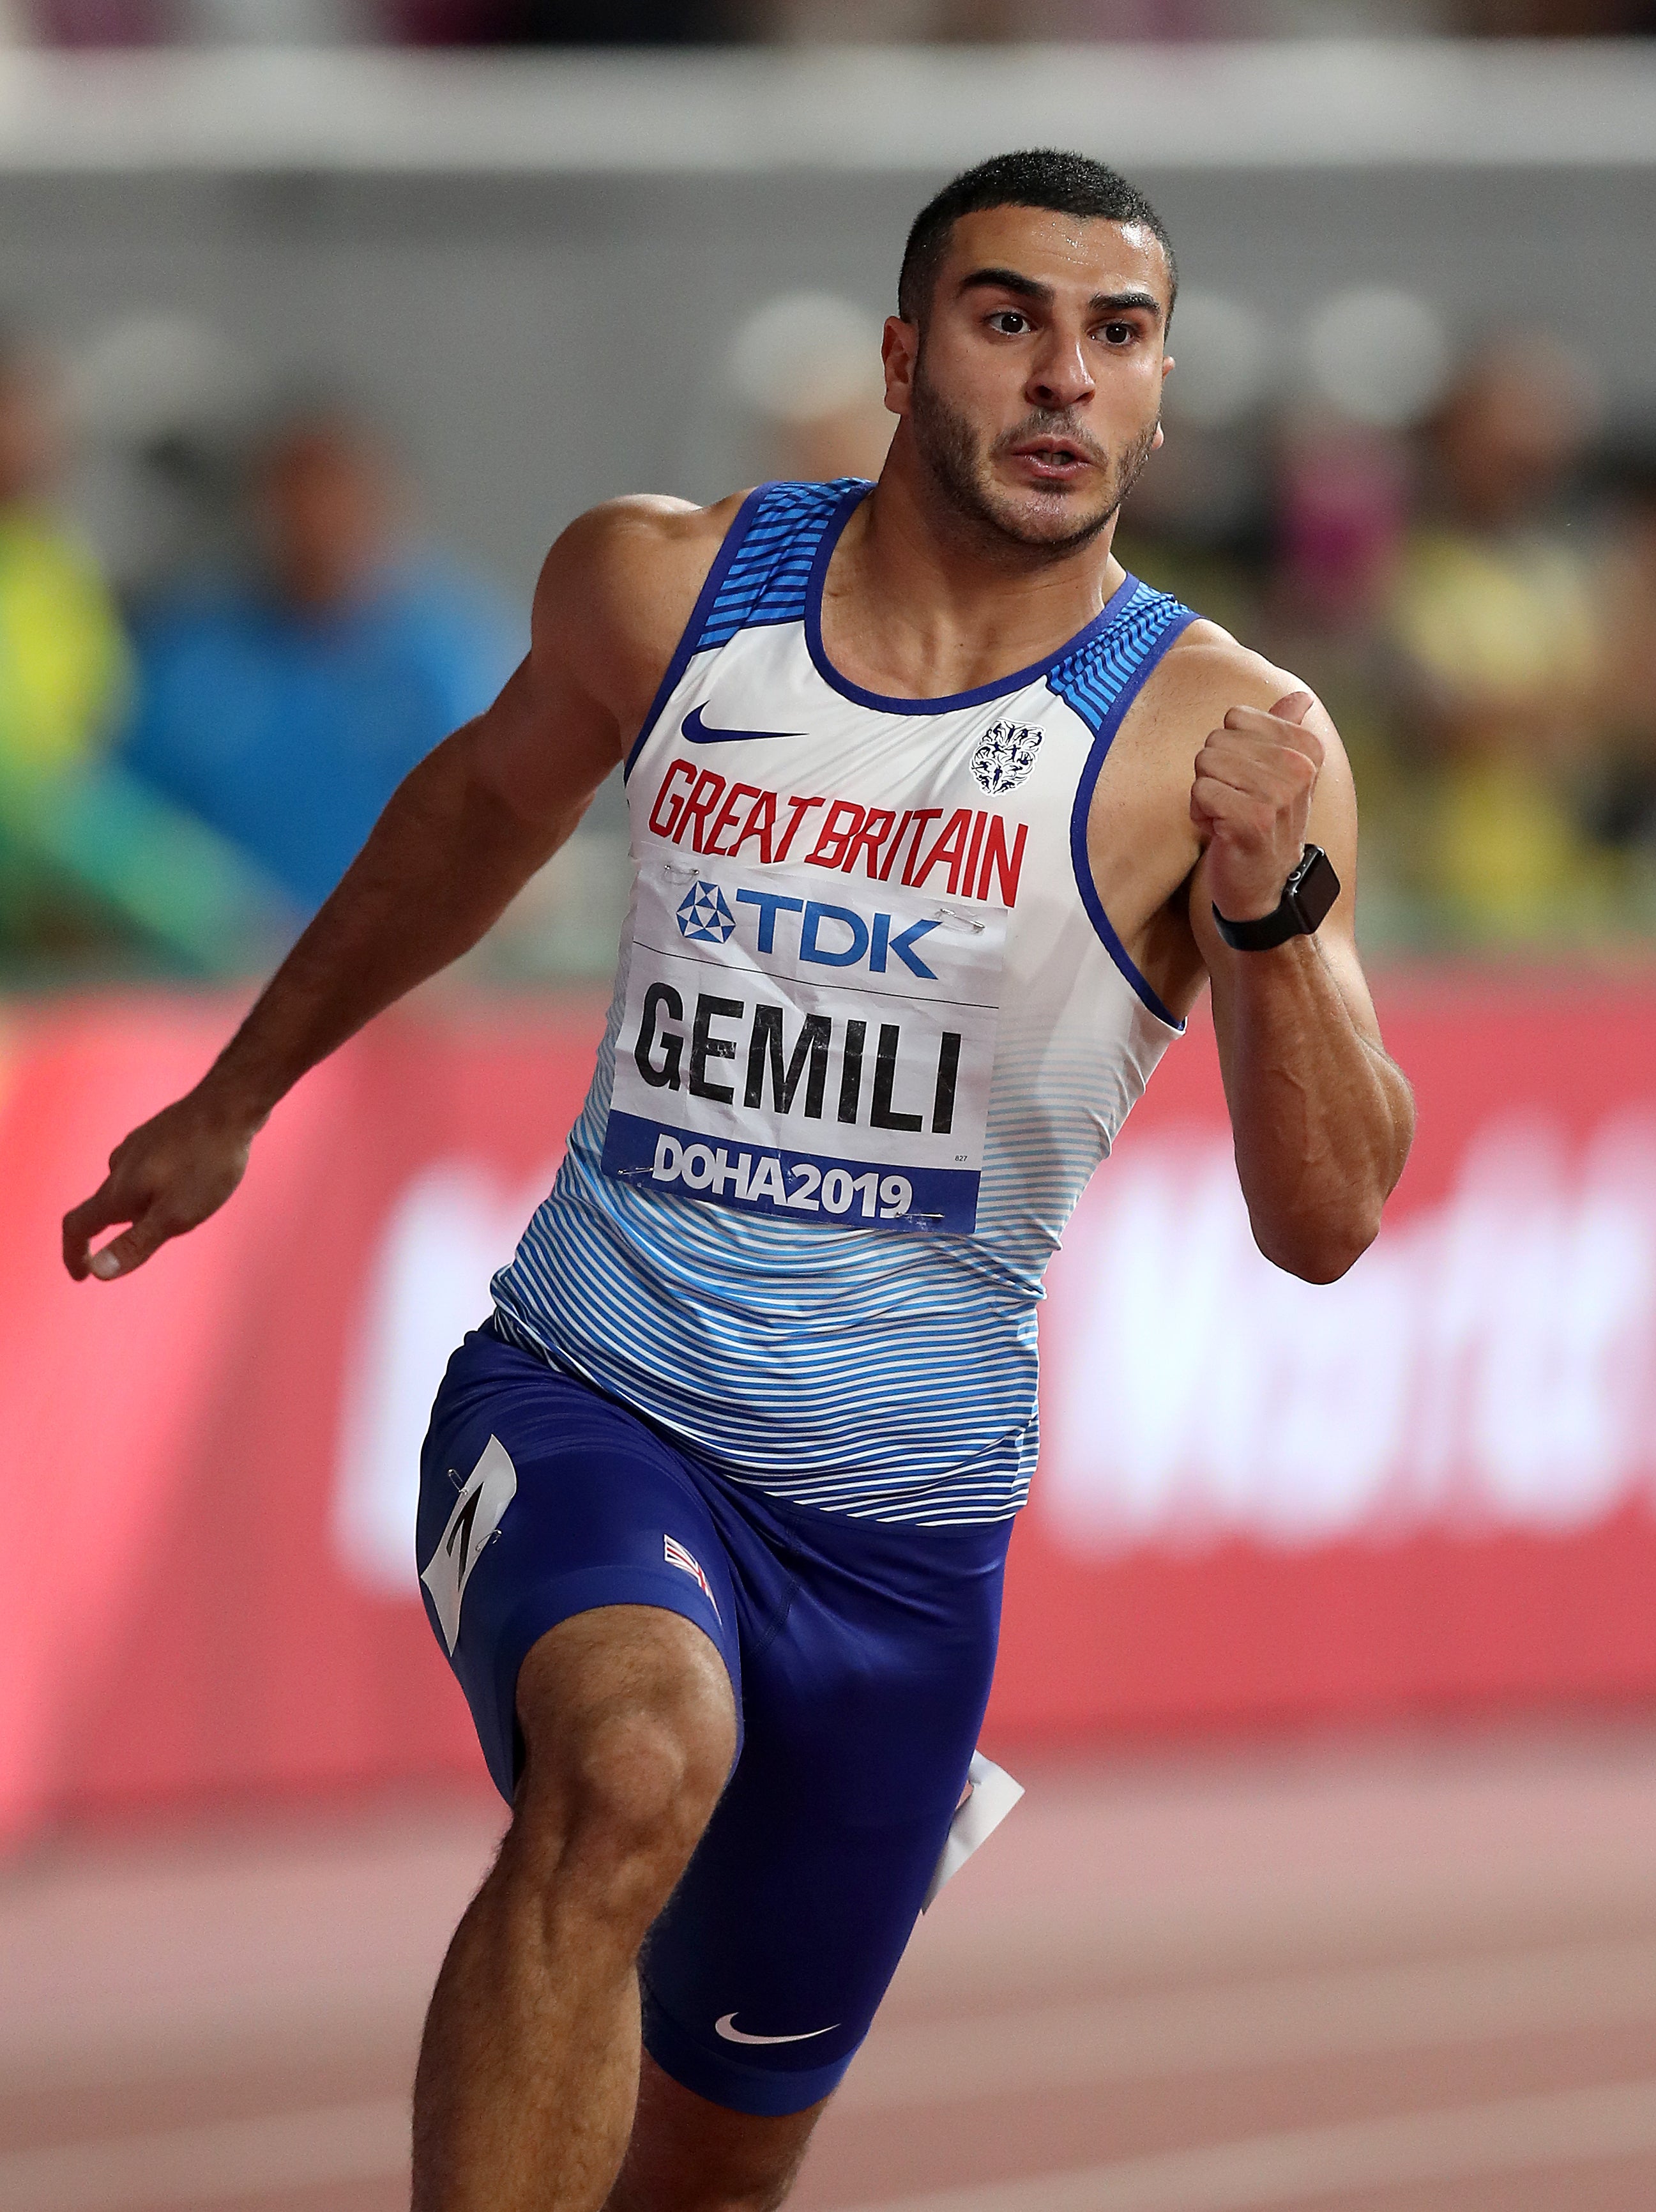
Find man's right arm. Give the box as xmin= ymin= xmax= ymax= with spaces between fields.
xmin=62 ymin=492 xmax=743 ymax=1283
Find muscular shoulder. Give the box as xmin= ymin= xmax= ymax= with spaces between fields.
xmin=1157 ymin=617 xmax=1353 ymax=805
xmin=1151 ymin=618 xmax=1298 ymax=730
xmin=1097 ymin=617 xmax=1304 ymax=840
xmin=1121 ymin=614 xmax=1344 ymax=805
xmin=1084 ymin=611 xmax=1353 ymax=1016
xmin=531 ymin=490 xmax=751 ymax=735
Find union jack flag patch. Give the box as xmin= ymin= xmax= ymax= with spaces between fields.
xmin=664 ymin=1534 xmax=720 ymax=1622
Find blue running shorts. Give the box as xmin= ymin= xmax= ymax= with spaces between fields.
xmin=416 ymin=1320 xmax=1010 ymax=2117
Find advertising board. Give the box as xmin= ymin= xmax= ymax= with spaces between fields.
xmin=3 ymin=977 xmax=1652 ymax=1842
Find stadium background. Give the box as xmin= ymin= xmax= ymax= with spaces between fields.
xmin=5 ymin=23 xmax=1656 ymax=2212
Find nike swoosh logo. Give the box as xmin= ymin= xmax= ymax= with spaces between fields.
xmin=681 ymin=706 xmax=805 ymax=745
xmin=714 ymin=2013 xmax=839 ymax=2045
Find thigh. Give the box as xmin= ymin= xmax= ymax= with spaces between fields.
xmin=416 ymin=1324 xmax=749 ymax=1802
xmin=638 ymin=1500 xmax=1010 ymax=2117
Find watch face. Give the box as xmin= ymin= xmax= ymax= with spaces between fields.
xmin=1290 ymin=846 xmax=1341 ymax=933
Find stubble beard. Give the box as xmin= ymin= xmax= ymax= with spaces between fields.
xmin=908 ymin=351 xmax=1159 ymax=561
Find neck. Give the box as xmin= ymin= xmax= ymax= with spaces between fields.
xmin=824 ymin=439 xmax=1127 ymax=702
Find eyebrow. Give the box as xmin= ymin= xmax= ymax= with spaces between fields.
xmin=957 ymin=268 xmax=1165 ymax=324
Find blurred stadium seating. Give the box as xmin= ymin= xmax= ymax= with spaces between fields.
xmin=1 ymin=42 xmax=1653 ymax=977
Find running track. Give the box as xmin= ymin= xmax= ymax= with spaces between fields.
xmin=6 ymin=1724 xmax=1656 ymax=2212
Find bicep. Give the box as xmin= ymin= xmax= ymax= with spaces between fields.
xmin=462 ymin=494 xmax=734 ymax=832
xmin=457 ymin=516 xmax=644 ymax=829
xmin=455 ymin=491 xmax=747 ymax=839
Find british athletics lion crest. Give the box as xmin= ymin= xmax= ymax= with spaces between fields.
xmin=969 ymin=721 xmax=1044 ymax=797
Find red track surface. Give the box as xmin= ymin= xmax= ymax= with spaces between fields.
xmin=6 ymin=1723 xmax=1656 ymax=2211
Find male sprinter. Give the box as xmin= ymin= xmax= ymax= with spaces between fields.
xmin=64 ymin=152 xmax=1413 ymax=2211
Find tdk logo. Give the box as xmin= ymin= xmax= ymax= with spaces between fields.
xmin=676 ymin=881 xmax=736 ymax=943
xmin=676 ymin=881 xmax=939 ymax=980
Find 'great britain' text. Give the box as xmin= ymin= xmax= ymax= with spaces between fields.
xmin=646 ymin=758 xmax=1027 ymax=908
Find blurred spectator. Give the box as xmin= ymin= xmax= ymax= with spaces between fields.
xmin=1385 ymin=335 xmax=1612 ymax=942
xmin=1256 ymin=410 xmax=1418 ymax=939
xmin=1114 ymin=289 xmax=1277 ymax=644
xmin=0 ymin=335 xmax=128 ymax=784
xmin=0 ymin=328 xmax=128 ymax=960
xmin=70 ymin=312 xmax=259 ymax=606
xmin=726 ymin=293 xmax=895 ymax=487
xmin=0 ymin=332 xmax=291 ymax=980
xmin=0 ymin=327 xmax=294 ymax=977
xmin=1117 ymin=293 xmax=1655 ymax=951
xmin=1590 ymin=455 xmax=1656 ymax=894
xmin=121 ymin=406 xmax=520 ymax=917
xmin=1271 ymin=418 xmax=1411 ymax=643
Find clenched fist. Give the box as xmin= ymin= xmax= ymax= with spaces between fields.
xmin=1190 ymin=689 xmax=1324 ymax=926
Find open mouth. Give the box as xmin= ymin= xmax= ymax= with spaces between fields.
xmin=1008 ymin=437 xmax=1094 ymax=483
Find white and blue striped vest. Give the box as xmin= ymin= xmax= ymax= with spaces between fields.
xmin=492 ymin=478 xmax=1196 ymax=1525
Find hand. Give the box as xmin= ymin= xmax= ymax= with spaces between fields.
xmin=1190 ymin=690 xmax=1325 ymax=924
xmin=62 ymin=1088 xmax=259 ymax=1283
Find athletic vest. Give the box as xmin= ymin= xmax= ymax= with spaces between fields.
xmin=492 ymin=478 xmax=1197 ymax=1525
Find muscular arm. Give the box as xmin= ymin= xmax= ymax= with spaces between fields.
xmin=63 ymin=493 xmax=741 ymax=1282
xmin=1189 ymin=681 xmax=1413 ymax=1284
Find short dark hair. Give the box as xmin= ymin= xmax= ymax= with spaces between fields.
xmin=897 ymin=149 xmax=1176 ymax=328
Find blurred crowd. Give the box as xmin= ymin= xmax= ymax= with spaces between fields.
xmin=0 ymin=335 xmax=520 ymax=981
xmin=1117 ymin=311 xmax=1656 ymax=950
xmin=15 ymin=0 xmax=1656 ymax=50
xmin=720 ymin=283 xmax=1656 ymax=957
xmin=2 ymin=289 xmax=1654 ymax=984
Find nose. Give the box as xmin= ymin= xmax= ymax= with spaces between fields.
xmin=1026 ymin=326 xmax=1095 ymax=414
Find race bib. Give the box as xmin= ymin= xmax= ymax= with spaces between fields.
xmin=602 ymin=857 xmax=1005 ymax=1234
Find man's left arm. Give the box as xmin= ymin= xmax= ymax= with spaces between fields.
xmin=1189 ymin=685 xmax=1414 ymax=1284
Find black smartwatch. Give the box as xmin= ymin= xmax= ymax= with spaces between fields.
xmin=1213 ymin=845 xmax=1341 ymax=951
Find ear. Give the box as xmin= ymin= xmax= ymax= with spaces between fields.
xmin=1151 ymin=352 xmax=1173 ymax=450
xmin=882 ymin=316 xmax=918 ymax=418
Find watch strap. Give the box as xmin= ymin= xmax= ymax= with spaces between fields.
xmin=1213 ymin=845 xmax=1341 ymax=951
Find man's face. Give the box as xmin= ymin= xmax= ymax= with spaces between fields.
xmin=257 ymin=422 xmax=397 ymax=610
xmin=885 ymin=206 xmax=1174 ymax=554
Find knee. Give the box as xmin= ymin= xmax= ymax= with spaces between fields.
xmin=565 ymin=1695 xmax=729 ymax=1872
xmin=508 ymin=1617 xmax=735 ymax=1923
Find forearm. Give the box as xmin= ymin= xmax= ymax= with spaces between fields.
xmin=199 ymin=725 xmax=573 ymax=1127
xmin=1207 ymin=934 xmax=1413 ymax=1283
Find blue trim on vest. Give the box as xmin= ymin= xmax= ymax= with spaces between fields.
xmin=803 ymin=483 xmax=1141 ymax=717
xmin=1052 ymin=583 xmax=1200 ymax=1033
xmin=697 ymin=478 xmax=858 ymax=649
xmin=621 ymin=485 xmax=770 ymax=782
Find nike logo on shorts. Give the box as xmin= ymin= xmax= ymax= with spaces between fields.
xmin=715 ymin=2013 xmax=839 ymax=2045
xmin=681 ymin=706 xmax=804 ymax=745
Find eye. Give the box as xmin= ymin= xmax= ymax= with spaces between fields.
xmin=1098 ymin=321 xmax=1138 ymax=347
xmin=987 ymin=310 xmax=1031 ymax=337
